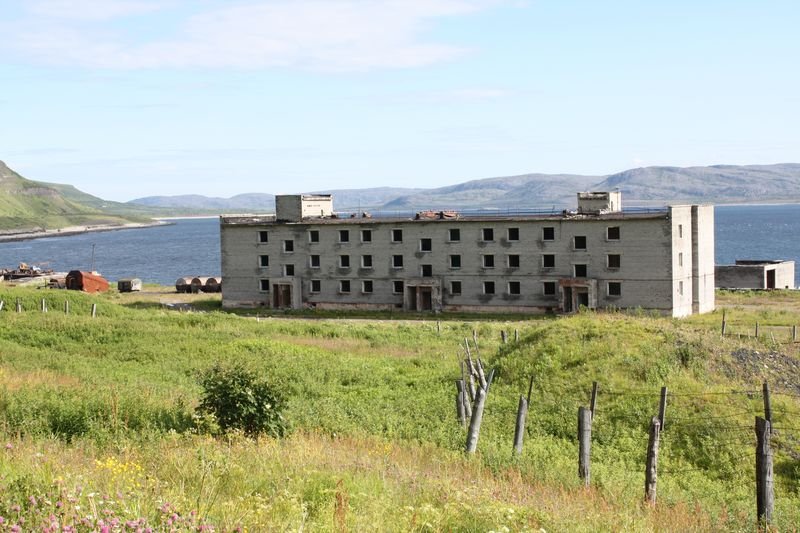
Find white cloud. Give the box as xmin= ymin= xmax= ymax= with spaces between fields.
xmin=5 ymin=0 xmax=504 ymax=71
xmin=28 ymin=0 xmax=169 ymax=20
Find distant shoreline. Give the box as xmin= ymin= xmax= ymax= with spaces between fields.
xmin=0 ymin=220 xmax=169 ymax=243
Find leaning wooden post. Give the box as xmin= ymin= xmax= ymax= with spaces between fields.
xmin=0 ymin=300 xmax=4 ymax=312
xmin=15 ymin=298 xmax=22 ymax=313
xmin=465 ymin=387 xmax=487 ymax=454
xmin=721 ymin=310 xmax=727 ymax=337
xmin=436 ymin=320 xmax=441 ymax=334
xmin=578 ymin=406 xmax=592 ymax=486
xmin=755 ymin=416 xmax=774 ymax=526
xmin=590 ymin=381 xmax=598 ymax=420
xmin=793 ymin=325 xmax=797 ymax=343
xmin=501 ymin=330 xmax=508 ymax=344
xmin=658 ymin=386 xmax=668 ymax=431
xmin=41 ymin=299 xmax=47 ymax=313
xmin=512 ymin=395 xmax=529 ymax=456
xmin=514 ymin=329 xmax=519 ymax=342
xmin=91 ymin=303 xmax=97 ymax=318
xmin=455 ymin=380 xmax=467 ymax=427
xmin=64 ymin=300 xmax=69 ymax=314
xmin=485 ymin=368 xmax=495 ymax=394
xmin=763 ymin=382 xmax=772 ymax=433
xmin=644 ymin=416 xmax=661 ymax=505
xmin=472 ymin=329 xmax=478 ymax=349
xmin=755 ymin=322 xmax=760 ymax=338
xmin=475 ymin=358 xmax=488 ymax=390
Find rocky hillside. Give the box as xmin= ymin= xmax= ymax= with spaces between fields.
xmin=0 ymin=161 xmax=153 ymax=233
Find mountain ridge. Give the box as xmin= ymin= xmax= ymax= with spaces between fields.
xmin=128 ymin=163 xmax=800 ymax=211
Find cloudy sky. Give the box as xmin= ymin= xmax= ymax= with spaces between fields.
xmin=1 ymin=0 xmax=798 ymax=201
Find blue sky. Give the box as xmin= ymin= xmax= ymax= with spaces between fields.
xmin=1 ymin=0 xmax=798 ymax=201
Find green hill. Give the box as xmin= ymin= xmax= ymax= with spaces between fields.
xmin=0 ymin=160 xmax=155 ymax=234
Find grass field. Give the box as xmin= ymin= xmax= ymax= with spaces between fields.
xmin=0 ymin=287 xmax=799 ymax=531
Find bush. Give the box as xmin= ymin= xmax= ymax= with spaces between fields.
xmin=196 ymin=363 xmax=287 ymax=437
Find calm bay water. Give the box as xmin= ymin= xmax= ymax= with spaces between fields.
xmin=0 ymin=205 xmax=798 ymax=287
xmin=0 ymin=218 xmax=221 ymax=286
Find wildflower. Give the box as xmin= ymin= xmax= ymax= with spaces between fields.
xmin=10 ymin=505 xmax=20 ymax=513
xmin=5 ymin=443 xmax=12 ymax=450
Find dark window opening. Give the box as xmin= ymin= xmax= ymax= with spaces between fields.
xmin=508 ymin=281 xmax=521 ymax=295
xmin=542 ymin=227 xmax=555 ymax=241
xmin=420 ymin=238 xmax=432 ymax=252
xmin=421 ymin=264 xmax=433 ymax=277
xmin=574 ymin=236 xmax=587 ymax=250
xmin=310 ymin=279 xmax=321 ymax=292
xmin=449 ymin=255 xmax=461 ymax=269
xmin=608 ymin=282 xmax=621 ymax=296
xmin=362 ymin=280 xmax=373 ymax=293
xmin=450 ymin=281 xmax=462 ymax=295
xmin=309 ymin=230 xmax=319 ymax=243
xmin=392 ymin=255 xmax=403 ymax=268
xmin=607 ymin=226 xmax=620 ymax=240
xmin=284 ymin=264 xmax=294 ymax=276
xmin=260 ymin=279 xmax=270 ymax=291
xmin=283 ymin=239 xmax=294 ymax=252
xmin=508 ymin=254 xmax=520 ymax=268
xmin=339 ymin=230 xmax=350 ymax=243
xmin=574 ymin=264 xmax=588 ymax=277
xmin=608 ymin=254 xmax=621 ymax=269
xmin=362 ymin=255 xmax=373 ymax=268
xmin=392 ymin=229 xmax=403 ymax=242
xmin=310 ymin=255 xmax=320 ymax=268
xmin=507 ymin=227 xmax=520 ymax=241
xmin=483 ymin=255 xmax=495 ymax=268
xmin=339 ymin=280 xmax=351 ymax=293
xmin=543 ymin=281 xmax=556 ymax=296
xmin=483 ymin=281 xmax=495 ymax=294
xmin=449 ymin=228 xmax=461 ymax=241
xmin=482 ymin=228 xmax=494 ymax=241
xmin=339 ymin=255 xmax=350 ymax=268
xmin=393 ymin=280 xmax=404 ymax=294
xmin=259 ymin=255 xmax=269 ymax=268
xmin=361 ymin=229 xmax=372 ymax=242
xmin=258 ymin=231 xmax=269 ymax=243
xmin=543 ymin=254 xmax=555 ymax=268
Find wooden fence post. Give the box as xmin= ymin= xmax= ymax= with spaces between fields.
xmin=91 ymin=303 xmax=97 ymax=318
xmin=645 ymin=416 xmax=661 ymax=504
xmin=755 ymin=322 xmax=760 ymax=338
xmin=721 ymin=310 xmax=727 ymax=337
xmin=64 ymin=300 xmax=69 ymax=314
xmin=472 ymin=329 xmax=478 ymax=349
xmin=755 ymin=416 xmax=774 ymax=526
xmin=455 ymin=380 xmax=467 ymax=427
xmin=658 ymin=386 xmax=668 ymax=431
xmin=436 ymin=320 xmax=441 ymax=334
xmin=41 ymin=299 xmax=47 ymax=313
xmin=15 ymin=298 xmax=22 ymax=313
xmin=465 ymin=387 xmax=487 ymax=454
xmin=514 ymin=329 xmax=519 ymax=342
xmin=501 ymin=330 xmax=508 ymax=344
xmin=763 ymin=382 xmax=772 ymax=433
xmin=0 ymin=300 xmax=4 ymax=312
xmin=512 ymin=395 xmax=529 ymax=456
xmin=793 ymin=325 xmax=797 ymax=343
xmin=590 ymin=381 xmax=598 ymax=420
xmin=578 ymin=406 xmax=592 ymax=486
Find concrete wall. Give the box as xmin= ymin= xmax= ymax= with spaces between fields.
xmin=669 ymin=206 xmax=694 ymax=318
xmin=716 ymin=261 xmax=795 ymax=289
xmin=275 ymin=195 xmax=333 ymax=222
xmin=221 ymin=214 xmax=685 ymax=314
xmin=692 ymin=205 xmax=716 ymax=314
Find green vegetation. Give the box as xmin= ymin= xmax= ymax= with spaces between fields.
xmin=0 ymin=161 xmax=157 ymax=232
xmin=0 ymin=287 xmax=799 ymax=531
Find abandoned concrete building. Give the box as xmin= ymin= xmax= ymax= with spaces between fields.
xmin=716 ymin=260 xmax=795 ymax=290
xmin=220 ymin=192 xmax=715 ymax=317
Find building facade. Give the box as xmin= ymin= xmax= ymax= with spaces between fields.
xmin=716 ymin=260 xmax=795 ymax=290
xmin=220 ymin=192 xmax=715 ymax=317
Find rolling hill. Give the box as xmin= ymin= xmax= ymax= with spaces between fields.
xmin=128 ymin=163 xmax=800 ymax=212
xmin=0 ymin=160 xmax=155 ymax=234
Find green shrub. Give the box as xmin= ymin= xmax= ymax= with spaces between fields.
xmin=196 ymin=363 xmax=287 ymax=437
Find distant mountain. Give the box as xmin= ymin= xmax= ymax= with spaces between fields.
xmin=126 ymin=163 xmax=800 ymax=213
xmin=129 ymin=187 xmax=424 ymax=211
xmin=0 ymin=160 xmax=154 ymax=234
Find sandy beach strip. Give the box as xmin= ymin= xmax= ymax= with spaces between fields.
xmin=0 ymin=220 xmax=170 ymax=243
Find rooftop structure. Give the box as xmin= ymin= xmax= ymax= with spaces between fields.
xmin=716 ymin=260 xmax=795 ymax=290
